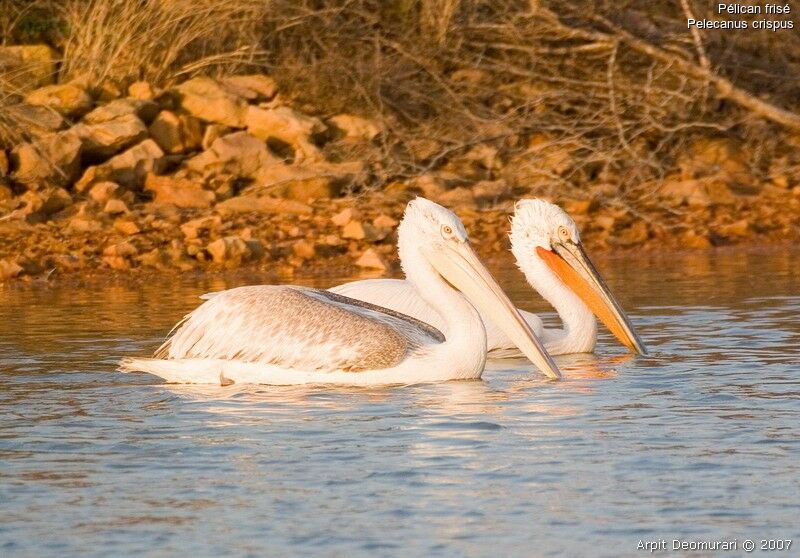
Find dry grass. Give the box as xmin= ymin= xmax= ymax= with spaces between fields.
xmin=257 ymin=0 xmax=800 ymax=198
xmin=1 ymin=0 xmax=268 ymax=146
xmin=59 ymin=0 xmax=268 ymax=86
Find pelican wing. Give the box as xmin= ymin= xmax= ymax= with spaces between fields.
xmin=331 ymin=279 xmax=544 ymax=355
xmin=158 ymin=285 xmax=444 ymax=373
xmin=331 ymin=279 xmax=447 ymax=332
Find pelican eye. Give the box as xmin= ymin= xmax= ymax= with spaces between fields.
xmin=442 ymin=225 xmax=453 ymax=236
xmin=558 ymin=226 xmax=570 ymax=241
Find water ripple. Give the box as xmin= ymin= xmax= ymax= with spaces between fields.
xmin=1 ymin=252 xmax=799 ymax=556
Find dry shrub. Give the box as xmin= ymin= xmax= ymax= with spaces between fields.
xmin=0 ymin=0 xmax=62 ymax=46
xmin=259 ymin=0 xmax=800 ymax=200
xmin=0 ymin=75 xmax=23 ymax=148
xmin=1 ymin=0 xmax=268 ymax=146
xmin=58 ymin=0 xmax=268 ymax=87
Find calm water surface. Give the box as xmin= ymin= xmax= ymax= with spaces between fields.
xmin=1 ymin=249 xmax=799 ymax=557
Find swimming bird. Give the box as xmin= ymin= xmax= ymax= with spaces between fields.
xmin=120 ymin=197 xmax=560 ymax=385
xmin=331 ymin=199 xmax=646 ymax=357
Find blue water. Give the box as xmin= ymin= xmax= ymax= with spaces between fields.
xmin=1 ymin=248 xmax=799 ymax=557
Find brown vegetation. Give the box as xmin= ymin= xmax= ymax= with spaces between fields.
xmin=1 ymin=1 xmax=799 ymax=282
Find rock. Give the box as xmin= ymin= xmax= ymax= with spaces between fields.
xmin=207 ymin=174 xmax=236 ymax=200
xmin=88 ymin=181 xmax=121 ymax=203
xmin=615 ymin=221 xmax=650 ymax=246
xmin=254 ymin=166 xmax=341 ymax=202
xmin=372 ymin=214 xmax=398 ymax=229
xmin=102 ymin=256 xmax=129 ymax=270
xmin=25 ymin=83 xmax=93 ymax=117
xmin=3 ymin=104 xmax=65 ymax=138
xmin=0 ymin=45 xmax=58 ymax=90
xmin=328 ymin=114 xmax=382 ymax=141
xmin=128 ymin=81 xmax=155 ymax=100
xmin=82 ymin=98 xmax=159 ymax=124
xmin=220 ymin=74 xmax=277 ymax=101
xmin=180 ymin=215 xmax=221 ymax=239
xmin=11 ymin=190 xmax=47 ymax=219
xmin=216 ymin=194 xmax=312 ymax=215
xmin=39 ymin=188 xmax=72 ymax=215
xmin=144 ymin=174 xmax=214 ymax=208
xmin=320 ymin=234 xmax=345 ymax=246
xmin=175 ymin=77 xmax=248 ymax=127
xmin=332 ymin=208 xmax=355 ymax=226
xmin=472 ymin=179 xmax=510 ymax=203
xmin=718 ymin=219 xmax=750 ymax=237
xmin=68 ymin=217 xmax=101 ymax=233
xmin=245 ymin=239 xmax=264 ymax=260
xmin=356 ymin=248 xmax=387 ymax=271
xmin=562 ymin=198 xmax=597 ymax=215
xmin=462 ymin=144 xmax=501 ymax=171
xmin=104 ymin=240 xmax=138 ymax=258
xmin=679 ymin=137 xmax=749 ymax=180
xmin=281 ymin=175 xmax=336 ymax=202
xmin=659 ymin=179 xmax=713 ymax=207
xmin=201 ymin=124 xmax=231 ymax=150
xmin=342 ymin=220 xmax=366 ymax=240
xmin=74 ymin=166 xmax=99 ymax=192
xmin=435 ymin=186 xmax=475 ymax=207
xmin=147 ymin=203 xmax=182 ymax=224
xmin=114 ymin=219 xmax=140 ymax=235
xmin=0 ymin=259 xmax=24 ymax=281
xmin=704 ymin=180 xmax=738 ymax=205
xmin=525 ymin=133 xmax=578 ymax=176
xmin=95 ymin=81 xmax=123 ymax=102
xmin=148 ymin=110 xmax=203 ymax=154
xmin=340 ymin=220 xmax=383 ymax=242
xmin=11 ymin=132 xmax=83 ymax=187
xmin=186 ymin=132 xmax=279 ymax=179
xmin=103 ymin=199 xmax=128 ymax=214
xmin=138 ymin=248 xmax=165 ymax=267
xmin=682 ymin=230 xmax=712 ymax=249
xmin=50 ymin=254 xmax=83 ymax=272
xmin=255 ymin=161 xmax=358 ymax=201
xmin=595 ymin=215 xmax=616 ymax=231
xmin=94 ymin=139 xmax=166 ymax=189
xmin=207 ymin=236 xmax=252 ymax=265
xmin=659 ymin=176 xmax=741 ymax=207
xmin=245 ymin=106 xmax=326 ymax=161
xmin=770 ymin=175 xmax=790 ymax=190
xmin=72 ymin=113 xmax=148 ymax=159
xmin=292 ymin=239 xmax=316 ymax=260
xmin=365 ymin=224 xmax=390 ymax=242
xmin=410 ymin=175 xmax=444 ymax=198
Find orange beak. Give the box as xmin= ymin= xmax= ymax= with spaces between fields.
xmin=536 ymin=243 xmax=647 ymax=354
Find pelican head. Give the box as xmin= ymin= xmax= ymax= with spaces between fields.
xmin=510 ymin=199 xmax=647 ymax=355
xmin=398 ymin=197 xmax=560 ymax=379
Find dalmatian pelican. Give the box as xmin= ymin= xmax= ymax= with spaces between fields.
xmin=120 ymin=197 xmax=560 ymax=385
xmin=332 ymin=199 xmax=646 ymax=357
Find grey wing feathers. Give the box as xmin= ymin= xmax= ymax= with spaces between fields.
xmin=157 ymin=285 xmax=444 ymax=372
xmin=314 ymin=290 xmax=444 ymax=343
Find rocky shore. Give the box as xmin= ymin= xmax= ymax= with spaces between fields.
xmin=2 ymin=70 xmax=799 ymax=284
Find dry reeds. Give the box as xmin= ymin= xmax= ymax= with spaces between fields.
xmin=58 ymin=0 xmax=268 ymax=87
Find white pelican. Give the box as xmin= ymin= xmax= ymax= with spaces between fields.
xmin=331 ymin=199 xmax=647 ymax=357
xmin=120 ymin=197 xmax=560 ymax=385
